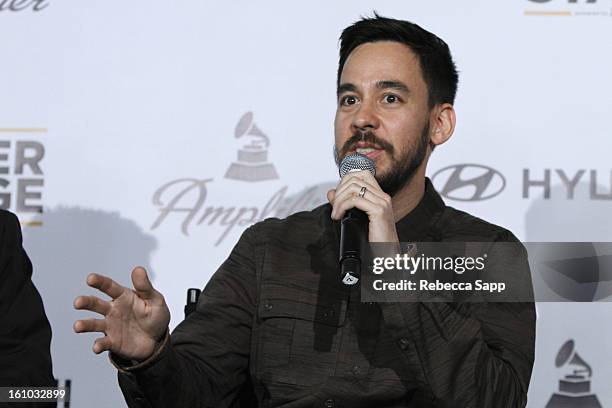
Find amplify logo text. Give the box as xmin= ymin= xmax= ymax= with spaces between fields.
xmin=151 ymin=180 xmax=326 ymax=245
xmin=152 ymin=179 xmax=284 ymax=245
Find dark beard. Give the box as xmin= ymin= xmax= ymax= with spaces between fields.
xmin=334 ymin=120 xmax=430 ymax=196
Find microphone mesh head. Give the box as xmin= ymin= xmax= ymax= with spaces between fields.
xmin=339 ymin=153 xmax=376 ymax=178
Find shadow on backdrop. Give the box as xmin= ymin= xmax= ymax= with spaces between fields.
xmin=22 ymin=206 xmax=157 ymax=408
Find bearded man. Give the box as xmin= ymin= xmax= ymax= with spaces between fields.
xmin=74 ymin=15 xmax=536 ymax=408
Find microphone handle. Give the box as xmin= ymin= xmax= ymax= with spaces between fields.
xmin=340 ymin=208 xmax=367 ymax=285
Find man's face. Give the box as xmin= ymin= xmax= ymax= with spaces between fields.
xmin=334 ymin=41 xmax=432 ymax=196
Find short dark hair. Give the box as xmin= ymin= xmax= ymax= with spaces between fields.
xmin=337 ymin=13 xmax=459 ymax=108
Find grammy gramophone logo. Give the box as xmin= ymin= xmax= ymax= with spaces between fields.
xmin=546 ymin=339 xmax=602 ymax=408
xmin=224 ymin=111 xmax=278 ymax=182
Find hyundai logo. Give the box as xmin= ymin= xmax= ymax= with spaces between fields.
xmin=432 ymin=164 xmax=506 ymax=201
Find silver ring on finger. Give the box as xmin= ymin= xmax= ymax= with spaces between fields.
xmin=359 ymin=186 xmax=367 ymax=198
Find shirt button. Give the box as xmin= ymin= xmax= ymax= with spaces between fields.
xmin=351 ymin=365 xmax=360 ymax=375
xmin=324 ymin=398 xmax=335 ymax=407
xmin=263 ymin=302 xmax=273 ymax=311
xmin=398 ymin=337 xmax=410 ymax=350
xmin=323 ymin=309 xmax=335 ymax=319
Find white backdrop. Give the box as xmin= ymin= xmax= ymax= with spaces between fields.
xmin=1 ymin=0 xmax=611 ymax=406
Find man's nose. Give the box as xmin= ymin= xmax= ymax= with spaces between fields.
xmin=351 ymin=101 xmax=380 ymax=131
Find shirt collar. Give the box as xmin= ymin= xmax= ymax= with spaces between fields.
xmin=395 ymin=177 xmax=446 ymax=241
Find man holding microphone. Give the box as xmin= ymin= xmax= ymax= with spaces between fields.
xmin=74 ymin=15 xmax=535 ymax=407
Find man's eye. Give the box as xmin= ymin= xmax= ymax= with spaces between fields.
xmin=341 ymin=95 xmax=358 ymax=106
xmin=383 ymin=94 xmax=401 ymax=104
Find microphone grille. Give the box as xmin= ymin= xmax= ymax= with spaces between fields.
xmin=339 ymin=153 xmax=376 ymax=178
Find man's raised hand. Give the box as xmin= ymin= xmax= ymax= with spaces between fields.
xmin=73 ymin=266 xmax=171 ymax=361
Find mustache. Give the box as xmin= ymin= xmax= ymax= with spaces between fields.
xmin=338 ymin=131 xmax=394 ymax=158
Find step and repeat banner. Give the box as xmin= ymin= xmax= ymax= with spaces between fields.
xmin=1 ymin=0 xmax=611 ymax=406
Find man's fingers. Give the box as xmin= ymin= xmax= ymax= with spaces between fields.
xmin=340 ymin=169 xmax=379 ymax=188
xmin=327 ymin=170 xmax=386 ymax=210
xmin=338 ymin=170 xmax=381 ymax=190
xmin=336 ymin=171 xmax=387 ymax=201
xmin=131 ymin=266 xmax=156 ymax=300
xmin=92 ymin=336 xmax=112 ymax=354
xmin=335 ymin=179 xmax=386 ymax=202
xmin=74 ymin=318 xmax=106 ymax=334
xmin=73 ymin=295 xmax=111 ymax=315
xmin=87 ymin=273 xmax=125 ymax=300
xmin=332 ymin=195 xmax=382 ymax=220
xmin=331 ymin=183 xmax=388 ymax=219
xmin=327 ymin=189 xmax=336 ymax=204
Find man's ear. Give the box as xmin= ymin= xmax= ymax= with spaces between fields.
xmin=430 ymin=103 xmax=456 ymax=147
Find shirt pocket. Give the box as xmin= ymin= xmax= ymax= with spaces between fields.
xmin=255 ymin=285 xmax=348 ymax=387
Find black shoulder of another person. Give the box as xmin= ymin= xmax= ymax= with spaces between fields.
xmin=435 ymin=205 xmax=520 ymax=243
xmin=0 ymin=208 xmax=21 ymax=235
xmin=0 ymin=209 xmax=26 ymax=272
xmin=0 ymin=209 xmax=55 ymax=390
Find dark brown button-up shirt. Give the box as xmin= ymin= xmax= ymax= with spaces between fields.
xmin=115 ymin=179 xmax=535 ymax=408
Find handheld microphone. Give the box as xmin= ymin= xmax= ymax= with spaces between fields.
xmin=338 ymin=154 xmax=376 ymax=285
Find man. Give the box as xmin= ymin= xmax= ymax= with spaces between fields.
xmin=0 ymin=209 xmax=55 ymax=408
xmin=74 ymin=15 xmax=535 ymax=407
